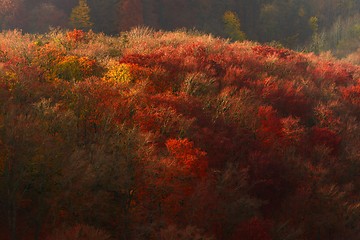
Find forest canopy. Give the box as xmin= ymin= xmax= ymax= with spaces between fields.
xmin=0 ymin=1 xmax=360 ymax=239
xmin=0 ymin=27 xmax=359 ymax=240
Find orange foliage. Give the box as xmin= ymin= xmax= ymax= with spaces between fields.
xmin=66 ymin=29 xmax=86 ymax=43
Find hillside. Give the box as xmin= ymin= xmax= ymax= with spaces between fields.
xmin=0 ymin=28 xmax=359 ymax=240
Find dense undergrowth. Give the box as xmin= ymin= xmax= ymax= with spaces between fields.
xmin=0 ymin=28 xmax=360 ymax=240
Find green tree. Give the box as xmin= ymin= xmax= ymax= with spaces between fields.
xmin=309 ymin=16 xmax=319 ymax=34
xmin=308 ymin=16 xmax=324 ymax=54
xmin=69 ymin=0 xmax=93 ymax=30
xmin=223 ymin=11 xmax=246 ymax=41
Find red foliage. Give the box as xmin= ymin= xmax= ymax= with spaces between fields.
xmin=310 ymin=127 xmax=341 ymax=155
xmin=280 ymin=116 xmax=305 ymax=147
xmin=247 ymin=151 xmax=298 ymax=216
xmin=68 ymin=77 xmax=128 ymax=126
xmin=120 ymin=42 xmax=226 ymax=90
xmin=231 ymin=217 xmax=273 ymax=240
xmin=128 ymin=63 xmax=153 ymax=81
xmin=256 ymin=106 xmax=282 ymax=147
xmin=314 ymin=104 xmax=341 ymax=130
xmin=260 ymin=78 xmax=310 ymax=118
xmin=223 ymin=66 xmax=249 ymax=87
xmin=342 ymin=83 xmax=360 ymax=106
xmin=133 ymin=105 xmax=181 ymax=137
xmin=312 ymin=62 xmax=354 ymax=86
xmin=252 ymin=45 xmax=292 ymax=59
xmin=120 ymin=53 xmax=159 ymax=67
xmin=134 ymin=138 xmax=208 ymax=225
xmin=2 ymin=30 xmax=360 ymax=239
xmin=148 ymin=93 xmax=203 ymax=119
xmin=165 ymin=138 xmax=208 ymax=178
xmin=120 ymin=52 xmax=180 ymax=91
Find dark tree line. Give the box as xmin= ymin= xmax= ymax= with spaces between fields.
xmin=0 ymin=0 xmax=359 ymax=47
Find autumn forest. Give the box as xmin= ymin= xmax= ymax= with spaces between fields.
xmin=0 ymin=0 xmax=360 ymax=240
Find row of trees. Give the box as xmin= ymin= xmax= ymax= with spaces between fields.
xmin=0 ymin=0 xmax=359 ymax=49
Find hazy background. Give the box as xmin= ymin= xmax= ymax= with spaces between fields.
xmin=1 ymin=0 xmax=359 ymax=56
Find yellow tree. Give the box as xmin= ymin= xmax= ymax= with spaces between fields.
xmin=223 ymin=11 xmax=246 ymax=42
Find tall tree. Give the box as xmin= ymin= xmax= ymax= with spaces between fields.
xmin=69 ymin=0 xmax=93 ymax=30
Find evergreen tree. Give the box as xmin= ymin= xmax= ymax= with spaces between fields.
xmin=223 ymin=11 xmax=246 ymax=41
xmin=69 ymin=0 xmax=93 ymax=30
xmin=308 ymin=16 xmax=323 ymax=54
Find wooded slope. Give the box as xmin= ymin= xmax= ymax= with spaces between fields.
xmin=0 ymin=28 xmax=359 ymax=239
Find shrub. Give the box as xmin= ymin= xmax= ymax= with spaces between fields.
xmin=54 ymin=55 xmax=99 ymax=81
xmin=67 ymin=29 xmax=86 ymax=43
